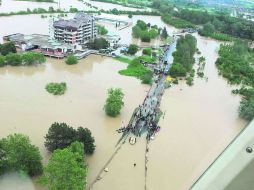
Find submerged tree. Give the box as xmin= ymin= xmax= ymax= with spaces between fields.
xmin=45 ymin=122 xmax=77 ymax=152
xmin=168 ymin=63 xmax=187 ymax=77
xmin=22 ymin=52 xmax=45 ymax=65
xmin=97 ymin=25 xmax=108 ymax=35
xmin=44 ymin=122 xmax=96 ymax=155
xmin=0 ymin=134 xmax=43 ymax=176
xmin=128 ymin=14 xmax=133 ymax=18
xmin=76 ymin=127 xmax=95 ymax=155
xmin=5 ymin=53 xmax=22 ymax=66
xmin=127 ymin=44 xmax=138 ymax=55
xmin=199 ymin=22 xmax=215 ymax=36
xmin=239 ymin=98 xmax=254 ymax=121
xmin=0 ymin=55 xmax=5 ymax=67
xmin=65 ymin=55 xmax=78 ymax=65
xmin=86 ymin=38 xmax=109 ymax=50
xmin=0 ymin=42 xmax=17 ymax=56
xmin=104 ymin=88 xmax=124 ymax=117
xmin=161 ymin=27 xmax=168 ymax=39
xmin=40 ymin=142 xmax=87 ymax=190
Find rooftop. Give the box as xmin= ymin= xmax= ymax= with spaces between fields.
xmin=53 ymin=12 xmax=93 ymax=30
xmin=6 ymin=33 xmax=74 ymax=50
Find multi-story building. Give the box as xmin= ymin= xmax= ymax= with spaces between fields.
xmin=53 ymin=12 xmax=97 ymax=45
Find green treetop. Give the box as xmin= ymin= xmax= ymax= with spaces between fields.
xmin=104 ymin=88 xmax=125 ymax=117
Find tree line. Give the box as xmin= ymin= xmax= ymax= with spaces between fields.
xmin=87 ymin=38 xmax=109 ymax=50
xmin=0 ymin=42 xmax=46 ymax=67
xmin=0 ymin=52 xmax=46 ymax=67
xmin=169 ymin=34 xmax=197 ymax=80
xmin=152 ymin=0 xmax=254 ymax=41
xmin=161 ymin=13 xmax=195 ymax=29
xmin=132 ymin=20 xmax=160 ymax=42
xmin=216 ymin=41 xmax=254 ymax=121
xmin=90 ymin=0 xmax=150 ymax=8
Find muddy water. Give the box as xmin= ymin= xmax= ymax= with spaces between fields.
xmin=0 ymin=8 xmax=247 ymax=190
xmin=0 ymin=0 xmax=89 ymax=13
xmin=87 ymin=0 xmax=141 ymax=11
xmin=98 ymin=14 xmax=178 ymax=45
xmin=0 ymin=55 xmax=149 ymax=190
xmin=147 ymin=35 xmax=246 ymax=190
xmin=0 ymin=172 xmax=37 ymax=190
xmin=89 ymin=35 xmax=246 ymax=190
xmin=0 ymin=13 xmax=176 ymax=45
xmin=0 ymin=0 xmax=139 ymax=13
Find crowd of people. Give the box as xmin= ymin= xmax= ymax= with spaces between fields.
xmin=116 ymin=43 xmax=173 ymax=140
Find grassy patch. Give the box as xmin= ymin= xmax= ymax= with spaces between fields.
xmin=139 ymin=55 xmax=156 ymax=63
xmin=163 ymin=36 xmax=173 ymax=44
xmin=46 ymin=82 xmax=67 ymax=95
xmin=210 ymin=33 xmax=233 ymax=41
xmin=162 ymin=14 xmax=196 ymax=29
xmin=119 ymin=57 xmax=153 ymax=84
xmin=114 ymin=56 xmax=133 ymax=64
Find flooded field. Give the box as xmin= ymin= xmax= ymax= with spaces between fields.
xmin=0 ymin=4 xmax=247 ymax=190
xmin=0 ymin=0 xmax=139 ymax=13
xmin=0 ymin=172 xmax=39 ymax=190
xmin=147 ymin=35 xmax=246 ymax=190
xmin=0 ymin=0 xmax=86 ymax=13
xmin=0 ymin=55 xmax=149 ymax=190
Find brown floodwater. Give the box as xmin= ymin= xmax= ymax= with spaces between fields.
xmin=87 ymin=0 xmax=142 ymax=11
xmin=0 ymin=0 xmax=88 ymax=13
xmin=89 ymin=35 xmax=246 ymax=190
xmin=0 ymin=5 xmax=247 ymax=190
xmin=0 ymin=172 xmax=37 ymax=190
xmin=0 ymin=55 xmax=149 ymax=190
xmin=147 ymin=34 xmax=246 ymax=190
xmin=0 ymin=0 xmax=139 ymax=13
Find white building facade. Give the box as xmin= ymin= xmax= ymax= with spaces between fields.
xmin=53 ymin=12 xmax=97 ymax=45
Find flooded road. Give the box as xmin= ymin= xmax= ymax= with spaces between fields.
xmin=0 ymin=5 xmax=247 ymax=190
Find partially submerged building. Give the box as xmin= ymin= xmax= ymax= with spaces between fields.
xmin=2 ymin=13 xmax=98 ymax=58
xmin=3 ymin=33 xmax=75 ymax=58
xmin=53 ymin=12 xmax=97 ymax=45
